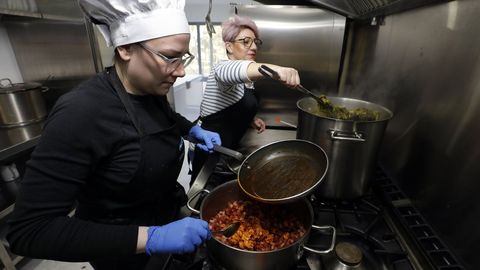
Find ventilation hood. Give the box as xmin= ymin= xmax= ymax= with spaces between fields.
xmin=255 ymin=0 xmax=452 ymax=19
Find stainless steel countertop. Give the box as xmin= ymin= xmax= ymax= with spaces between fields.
xmin=237 ymin=128 xmax=297 ymax=151
xmin=225 ymin=128 xmax=297 ymax=171
xmin=0 ymin=121 xmax=44 ymax=162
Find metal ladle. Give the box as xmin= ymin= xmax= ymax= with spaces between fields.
xmin=211 ymin=221 xmax=241 ymax=237
xmin=257 ymin=65 xmax=333 ymax=110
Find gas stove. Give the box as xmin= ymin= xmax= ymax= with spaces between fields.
xmin=168 ymin=161 xmax=464 ymax=270
xmin=304 ymin=194 xmax=413 ymax=270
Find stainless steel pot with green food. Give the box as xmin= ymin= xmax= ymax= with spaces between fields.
xmin=296 ymin=96 xmax=393 ymax=200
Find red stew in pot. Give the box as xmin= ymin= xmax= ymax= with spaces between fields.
xmin=209 ymin=200 xmax=306 ymax=251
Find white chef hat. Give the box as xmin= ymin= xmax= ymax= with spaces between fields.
xmin=78 ymin=0 xmax=190 ymax=47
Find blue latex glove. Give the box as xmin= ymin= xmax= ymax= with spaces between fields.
xmin=189 ymin=125 xmax=221 ymax=153
xmin=145 ymin=217 xmax=211 ymax=255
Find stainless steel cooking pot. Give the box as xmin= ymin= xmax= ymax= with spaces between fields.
xmin=0 ymin=78 xmax=48 ymax=127
xmin=297 ymin=97 xmax=393 ymax=200
xmin=188 ymin=180 xmax=336 ymax=270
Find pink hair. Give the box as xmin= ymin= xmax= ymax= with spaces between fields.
xmin=221 ymin=15 xmax=259 ymax=42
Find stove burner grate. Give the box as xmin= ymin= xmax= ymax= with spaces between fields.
xmin=373 ymin=168 xmax=466 ymax=270
xmin=308 ymin=193 xmax=413 ymax=270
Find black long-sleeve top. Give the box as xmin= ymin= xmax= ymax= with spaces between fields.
xmin=6 ymin=70 xmax=194 ymax=261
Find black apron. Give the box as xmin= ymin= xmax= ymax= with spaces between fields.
xmin=190 ymin=85 xmax=258 ymax=184
xmin=78 ymin=68 xmax=187 ymax=270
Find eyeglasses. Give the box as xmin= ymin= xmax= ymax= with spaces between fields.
xmin=137 ymin=43 xmax=195 ymax=71
xmin=234 ymin=37 xmax=263 ymax=48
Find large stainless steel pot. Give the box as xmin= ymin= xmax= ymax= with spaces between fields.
xmin=188 ymin=180 xmax=336 ymax=270
xmin=0 ymin=78 xmax=48 ymax=127
xmin=297 ymin=97 xmax=393 ymax=200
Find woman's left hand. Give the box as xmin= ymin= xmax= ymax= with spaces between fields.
xmin=251 ymin=117 xmax=266 ymax=133
xmin=189 ymin=125 xmax=222 ymax=153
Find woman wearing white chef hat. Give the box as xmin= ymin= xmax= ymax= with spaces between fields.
xmin=6 ymin=0 xmax=220 ymax=269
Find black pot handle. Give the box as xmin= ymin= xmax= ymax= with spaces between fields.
xmin=213 ymin=145 xmax=244 ymax=161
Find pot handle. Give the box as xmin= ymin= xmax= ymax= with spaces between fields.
xmin=0 ymin=78 xmax=13 ymax=88
xmin=303 ymin=225 xmax=336 ymax=254
xmin=189 ymin=141 xmax=244 ymax=161
xmin=329 ymin=130 xmax=366 ymax=142
xmin=186 ymin=189 xmax=210 ymax=214
xmin=213 ymin=145 xmax=244 ymax=161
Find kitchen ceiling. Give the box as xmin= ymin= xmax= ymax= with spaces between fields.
xmin=314 ymin=0 xmax=453 ymax=18
xmin=241 ymin=0 xmax=453 ymax=19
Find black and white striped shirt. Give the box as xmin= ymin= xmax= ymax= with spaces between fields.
xmin=200 ymin=60 xmax=254 ymax=118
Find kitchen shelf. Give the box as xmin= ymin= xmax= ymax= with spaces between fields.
xmin=0 ymin=8 xmax=83 ymax=22
xmin=0 ymin=8 xmax=40 ymax=18
xmin=0 ymin=121 xmax=43 ymax=162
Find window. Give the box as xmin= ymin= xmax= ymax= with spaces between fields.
xmin=184 ymin=24 xmax=224 ymax=76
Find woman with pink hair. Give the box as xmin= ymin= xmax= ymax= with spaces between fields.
xmin=191 ymin=15 xmax=301 ymax=183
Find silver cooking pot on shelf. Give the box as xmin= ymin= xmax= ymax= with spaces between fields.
xmin=0 ymin=78 xmax=49 ymax=127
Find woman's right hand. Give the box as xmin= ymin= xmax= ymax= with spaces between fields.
xmin=249 ymin=63 xmax=300 ymax=88
xmin=144 ymin=217 xmax=211 ymax=255
xmin=272 ymin=65 xmax=301 ymax=88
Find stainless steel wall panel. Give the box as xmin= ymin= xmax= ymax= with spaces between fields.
xmin=306 ymin=0 xmax=451 ymax=19
xmin=237 ymin=5 xmax=346 ymax=126
xmin=36 ymin=0 xmax=83 ymax=19
xmin=3 ymin=17 xmax=96 ymax=107
xmin=4 ymin=18 xmax=95 ymax=82
xmin=341 ymin=0 xmax=480 ymax=268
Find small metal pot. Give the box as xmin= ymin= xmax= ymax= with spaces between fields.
xmin=0 ymin=78 xmax=48 ymax=127
xmin=321 ymin=241 xmax=368 ymax=270
xmin=188 ymin=181 xmax=336 ymax=270
xmin=305 ymin=241 xmax=370 ymax=270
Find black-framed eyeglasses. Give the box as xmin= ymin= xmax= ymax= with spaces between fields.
xmin=137 ymin=43 xmax=195 ymax=71
xmin=234 ymin=37 xmax=263 ymax=48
